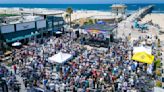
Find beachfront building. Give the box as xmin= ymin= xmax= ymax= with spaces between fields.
xmin=34 ymin=12 xmax=65 ymax=33
xmin=0 ymin=13 xmax=65 ymax=45
xmin=111 ymin=4 xmax=127 ymax=16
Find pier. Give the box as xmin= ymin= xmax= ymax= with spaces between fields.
xmin=117 ymin=5 xmax=155 ymax=38
xmin=127 ymin=5 xmax=154 ymax=22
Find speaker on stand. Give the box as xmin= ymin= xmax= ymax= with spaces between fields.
xmin=110 ymin=34 xmax=114 ymax=42
xmin=75 ymin=30 xmax=80 ymax=38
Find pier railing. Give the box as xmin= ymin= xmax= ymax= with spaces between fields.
xmin=127 ymin=5 xmax=154 ymax=22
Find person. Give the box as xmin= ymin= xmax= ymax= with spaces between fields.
xmin=24 ymin=79 xmax=28 ymax=88
xmin=13 ymin=64 xmax=17 ymax=74
xmin=43 ymin=78 xmax=48 ymax=90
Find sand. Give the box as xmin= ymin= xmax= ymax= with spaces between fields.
xmin=142 ymin=13 xmax=164 ymax=29
xmin=70 ymin=11 xmax=112 ymax=21
xmin=0 ymin=8 xmax=116 ymax=22
xmin=142 ymin=13 xmax=164 ymax=47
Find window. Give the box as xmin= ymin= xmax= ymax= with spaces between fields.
xmin=53 ymin=22 xmax=58 ymax=26
xmin=59 ymin=21 xmax=64 ymax=25
xmin=162 ymin=77 xmax=164 ymax=82
xmin=48 ymin=21 xmax=52 ymax=28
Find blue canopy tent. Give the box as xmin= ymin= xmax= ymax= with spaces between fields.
xmin=96 ymin=21 xmax=106 ymax=25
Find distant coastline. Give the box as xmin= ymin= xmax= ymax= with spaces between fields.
xmin=0 ymin=4 xmax=164 ymax=13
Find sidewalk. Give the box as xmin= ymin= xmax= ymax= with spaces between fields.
xmin=3 ymin=63 xmax=27 ymax=92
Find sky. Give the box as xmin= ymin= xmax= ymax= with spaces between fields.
xmin=0 ymin=0 xmax=163 ymax=4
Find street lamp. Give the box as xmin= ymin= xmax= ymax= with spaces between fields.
xmin=115 ymin=17 xmax=119 ymax=39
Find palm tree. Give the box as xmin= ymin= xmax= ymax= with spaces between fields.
xmin=0 ymin=32 xmax=4 ymax=51
xmin=66 ymin=7 xmax=73 ymax=27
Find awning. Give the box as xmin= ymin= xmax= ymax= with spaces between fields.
xmin=133 ymin=46 xmax=152 ymax=55
xmin=4 ymin=51 xmax=12 ymax=55
xmin=12 ymin=42 xmax=22 ymax=47
xmin=55 ymin=31 xmax=62 ymax=34
xmin=132 ymin=52 xmax=154 ymax=64
xmin=3 ymin=29 xmax=40 ymax=43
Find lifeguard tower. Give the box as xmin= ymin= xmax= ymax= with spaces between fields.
xmin=111 ymin=4 xmax=127 ymax=15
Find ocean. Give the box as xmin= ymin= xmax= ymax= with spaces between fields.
xmin=0 ymin=4 xmax=164 ymax=13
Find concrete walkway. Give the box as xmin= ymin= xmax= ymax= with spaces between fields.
xmin=3 ymin=64 xmax=27 ymax=92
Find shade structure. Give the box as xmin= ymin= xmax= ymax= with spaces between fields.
xmin=133 ymin=46 xmax=152 ymax=55
xmin=97 ymin=21 xmax=106 ymax=25
xmin=12 ymin=42 xmax=22 ymax=47
xmin=48 ymin=52 xmax=73 ymax=64
xmin=132 ymin=52 xmax=154 ymax=64
xmin=55 ymin=31 xmax=62 ymax=34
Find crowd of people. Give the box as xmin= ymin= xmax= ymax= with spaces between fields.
xmin=0 ymin=30 xmax=160 ymax=92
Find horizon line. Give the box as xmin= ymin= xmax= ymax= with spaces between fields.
xmin=0 ymin=3 xmax=164 ymax=4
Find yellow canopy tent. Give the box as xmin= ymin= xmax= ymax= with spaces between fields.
xmin=132 ymin=52 xmax=154 ymax=64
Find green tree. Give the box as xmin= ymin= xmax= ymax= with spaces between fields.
xmin=156 ymin=80 xmax=162 ymax=87
xmin=66 ymin=7 xmax=73 ymax=27
xmin=154 ymin=59 xmax=161 ymax=70
xmin=83 ymin=19 xmax=94 ymax=25
xmin=88 ymin=19 xmax=94 ymax=25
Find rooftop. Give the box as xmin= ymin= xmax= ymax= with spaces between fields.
xmin=0 ymin=15 xmax=44 ymax=25
xmin=111 ymin=4 xmax=127 ymax=8
xmin=91 ymin=15 xmax=121 ymax=19
xmin=81 ymin=23 xmax=117 ymax=31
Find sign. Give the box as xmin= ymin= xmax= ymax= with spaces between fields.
xmin=0 ymin=25 xmax=15 ymax=34
xmin=16 ymin=22 xmax=35 ymax=31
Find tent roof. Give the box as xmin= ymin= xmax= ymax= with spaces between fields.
xmin=132 ymin=52 xmax=154 ymax=64
xmin=48 ymin=52 xmax=73 ymax=64
xmin=154 ymin=87 xmax=164 ymax=92
xmin=133 ymin=46 xmax=152 ymax=55
xmin=80 ymin=24 xmax=116 ymax=32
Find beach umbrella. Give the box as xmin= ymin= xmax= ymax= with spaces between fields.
xmin=132 ymin=52 xmax=154 ymax=64
xmin=97 ymin=21 xmax=106 ymax=24
xmin=12 ymin=42 xmax=22 ymax=47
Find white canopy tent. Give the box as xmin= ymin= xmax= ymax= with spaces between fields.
xmin=154 ymin=87 xmax=164 ymax=92
xmin=55 ymin=31 xmax=62 ymax=34
xmin=48 ymin=52 xmax=73 ymax=64
xmin=133 ymin=46 xmax=152 ymax=55
xmin=12 ymin=42 xmax=22 ymax=47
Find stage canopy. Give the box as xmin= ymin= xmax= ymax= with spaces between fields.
xmin=48 ymin=52 xmax=73 ymax=64
xmin=81 ymin=24 xmax=116 ymax=33
xmin=133 ymin=46 xmax=152 ymax=55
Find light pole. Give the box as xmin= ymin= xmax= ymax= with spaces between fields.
xmin=115 ymin=17 xmax=118 ymax=39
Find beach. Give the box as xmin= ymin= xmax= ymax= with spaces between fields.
xmin=142 ymin=13 xmax=164 ymax=29
xmin=142 ymin=13 xmax=164 ymax=51
xmin=0 ymin=7 xmax=114 ymax=22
